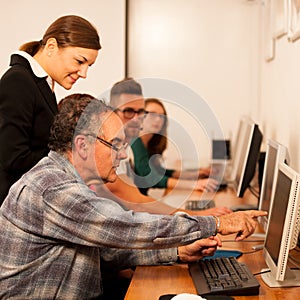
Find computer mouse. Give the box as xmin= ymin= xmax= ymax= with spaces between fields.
xmin=159 ymin=295 xmax=234 ymax=300
xmin=171 ymin=294 xmax=206 ymax=300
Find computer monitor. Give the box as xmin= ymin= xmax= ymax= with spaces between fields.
xmin=211 ymin=116 xmax=249 ymax=185
xmin=261 ymin=162 xmax=300 ymax=287
xmin=257 ymin=139 xmax=290 ymax=232
xmin=212 ymin=139 xmax=231 ymax=160
xmin=233 ymin=118 xmax=263 ymax=198
xmin=229 ymin=117 xmax=249 ymax=182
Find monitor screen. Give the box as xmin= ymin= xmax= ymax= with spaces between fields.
xmin=210 ymin=117 xmax=248 ymax=186
xmin=258 ymin=139 xmax=289 ymax=232
xmin=262 ymin=163 xmax=300 ymax=287
xmin=234 ymin=119 xmax=262 ymax=198
xmin=212 ymin=139 xmax=231 ymax=160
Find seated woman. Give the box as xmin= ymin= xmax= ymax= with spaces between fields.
xmin=131 ymin=98 xmax=219 ymax=195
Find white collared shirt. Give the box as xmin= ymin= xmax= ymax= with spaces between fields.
xmin=12 ymin=50 xmax=54 ymax=91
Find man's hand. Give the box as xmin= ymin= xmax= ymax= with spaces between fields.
xmin=218 ymin=210 xmax=268 ymax=241
xmin=195 ymin=178 xmax=219 ymax=192
xmin=198 ymin=167 xmax=211 ymax=178
xmin=192 ymin=206 xmax=233 ymax=217
xmin=177 ymin=236 xmax=222 ymax=263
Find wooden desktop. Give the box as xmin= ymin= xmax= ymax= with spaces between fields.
xmin=124 ymin=188 xmax=300 ymax=300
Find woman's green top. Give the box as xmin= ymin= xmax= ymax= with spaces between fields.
xmin=131 ymin=137 xmax=174 ymax=195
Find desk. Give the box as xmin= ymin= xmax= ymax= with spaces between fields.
xmin=125 ymin=188 xmax=300 ymax=300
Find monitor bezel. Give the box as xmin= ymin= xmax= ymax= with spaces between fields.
xmin=263 ymin=162 xmax=300 ymax=283
xmin=229 ymin=116 xmax=249 ymax=182
xmin=234 ymin=119 xmax=262 ymax=198
xmin=257 ymin=139 xmax=289 ymax=232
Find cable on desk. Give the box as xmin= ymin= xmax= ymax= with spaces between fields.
xmin=253 ymin=269 xmax=270 ymax=276
xmin=218 ymin=239 xmax=265 ymax=256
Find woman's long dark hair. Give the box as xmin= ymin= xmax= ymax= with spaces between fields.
xmin=145 ymin=98 xmax=168 ymax=157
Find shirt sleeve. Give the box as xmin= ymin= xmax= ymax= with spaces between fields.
xmin=101 ymin=247 xmax=177 ymax=270
xmin=38 ymin=182 xmax=217 ymax=250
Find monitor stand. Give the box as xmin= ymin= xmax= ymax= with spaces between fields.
xmin=261 ymin=268 xmax=300 ymax=287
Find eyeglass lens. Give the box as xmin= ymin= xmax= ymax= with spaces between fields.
xmin=121 ymin=108 xmax=146 ymax=119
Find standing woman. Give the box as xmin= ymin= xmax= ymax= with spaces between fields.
xmin=0 ymin=15 xmax=101 ymax=204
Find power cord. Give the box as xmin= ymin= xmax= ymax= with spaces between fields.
xmin=253 ymin=269 xmax=270 ymax=276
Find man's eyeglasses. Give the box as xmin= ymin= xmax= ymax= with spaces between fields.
xmin=96 ymin=136 xmax=128 ymax=153
xmin=116 ymin=108 xmax=147 ymax=119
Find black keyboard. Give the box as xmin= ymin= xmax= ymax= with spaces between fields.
xmin=189 ymin=256 xmax=260 ymax=296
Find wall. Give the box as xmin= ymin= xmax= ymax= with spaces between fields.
xmin=0 ymin=0 xmax=126 ymax=102
xmin=260 ymin=15 xmax=300 ymax=172
xmin=127 ymin=0 xmax=261 ymax=168
xmin=1 ymin=1 xmax=299 ymax=172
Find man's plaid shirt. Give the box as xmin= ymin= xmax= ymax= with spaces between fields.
xmin=0 ymin=151 xmax=216 ymax=299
